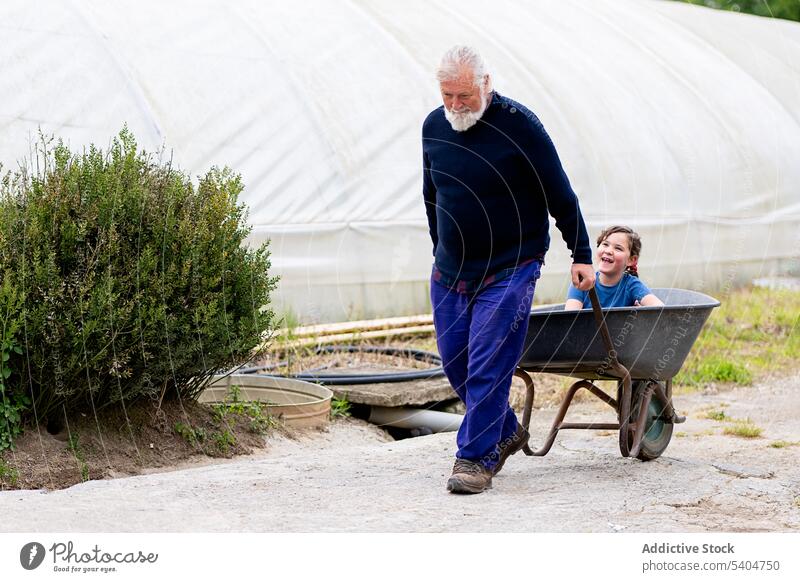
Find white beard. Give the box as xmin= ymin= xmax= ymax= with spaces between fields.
xmin=444 ymin=91 xmax=489 ymax=132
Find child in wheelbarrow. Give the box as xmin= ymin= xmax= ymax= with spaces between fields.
xmin=565 ymin=225 xmax=664 ymax=310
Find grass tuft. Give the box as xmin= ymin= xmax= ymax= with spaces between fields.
xmin=67 ymin=434 xmax=90 ymax=482
xmin=330 ymin=396 xmax=352 ymax=419
xmin=702 ymin=409 xmax=729 ymax=421
xmin=722 ymin=419 xmax=763 ymax=439
xmin=0 ymin=458 xmax=19 ymax=488
xmin=768 ymin=440 xmax=800 ymax=449
xmin=679 ymin=357 xmax=752 ymax=387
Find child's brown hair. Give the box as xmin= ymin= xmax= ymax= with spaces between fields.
xmin=596 ymin=225 xmax=641 ymax=277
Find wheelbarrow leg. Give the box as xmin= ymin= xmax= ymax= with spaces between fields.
xmin=514 ymin=368 xmax=617 ymax=457
xmin=513 ymin=368 xmax=536 ymax=456
xmin=514 ymin=368 xmax=569 ymax=457
xmin=658 ymin=379 xmax=686 ymax=424
xmin=532 ymin=380 xmax=601 ymax=456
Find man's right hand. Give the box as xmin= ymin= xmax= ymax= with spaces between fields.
xmin=571 ymin=263 xmax=595 ymax=291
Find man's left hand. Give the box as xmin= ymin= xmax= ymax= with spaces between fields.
xmin=571 ymin=263 xmax=595 ymax=291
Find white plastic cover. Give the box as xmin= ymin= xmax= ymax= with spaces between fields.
xmin=2 ymin=0 xmax=799 ymax=322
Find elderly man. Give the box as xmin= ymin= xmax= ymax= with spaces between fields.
xmin=422 ymin=45 xmax=595 ymax=494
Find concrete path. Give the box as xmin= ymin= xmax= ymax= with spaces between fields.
xmin=2 ymin=376 xmax=799 ymax=532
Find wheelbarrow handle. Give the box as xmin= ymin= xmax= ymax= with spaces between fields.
xmin=587 ymin=286 xmax=617 ymax=359
xmin=586 ymin=286 xmax=635 ymax=457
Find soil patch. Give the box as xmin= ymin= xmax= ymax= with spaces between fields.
xmin=0 ymin=398 xmax=273 ymax=491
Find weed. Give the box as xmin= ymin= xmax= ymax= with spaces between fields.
xmin=679 ymin=357 xmax=752 ymax=387
xmin=226 ymin=384 xmax=243 ymax=403
xmin=695 ymin=429 xmax=716 ymax=437
xmin=723 ymin=419 xmax=763 ymax=439
xmin=675 ymin=432 xmax=688 ymax=438
xmin=178 ymin=415 xmax=237 ymax=455
xmin=0 ymin=458 xmax=19 ymax=487
xmin=174 ymin=421 xmax=192 ymax=442
xmin=706 ymin=360 xmax=752 ymax=384
xmin=277 ymin=309 xmax=302 ymax=339
xmin=210 ymin=385 xmax=276 ymax=435
xmin=246 ymin=409 xmax=276 ymax=435
xmin=67 ymin=434 xmax=90 ymax=482
xmin=330 ymin=396 xmax=352 ymax=419
xmin=768 ymin=440 xmax=800 ymax=449
xmin=698 ymin=407 xmax=765 ymax=439
xmin=174 ymin=422 xmax=206 ymax=447
xmin=702 ymin=409 xmax=728 ymax=421
xmin=212 ymin=430 xmax=236 ymax=454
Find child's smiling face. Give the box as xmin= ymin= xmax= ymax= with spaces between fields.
xmin=596 ymin=232 xmax=636 ymax=279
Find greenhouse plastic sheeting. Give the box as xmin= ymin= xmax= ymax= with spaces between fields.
xmin=1 ymin=0 xmax=799 ymax=322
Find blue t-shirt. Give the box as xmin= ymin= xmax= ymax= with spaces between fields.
xmin=567 ymin=272 xmax=652 ymax=309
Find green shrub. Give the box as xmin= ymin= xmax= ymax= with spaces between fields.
xmin=0 ymin=129 xmax=277 ymax=425
xmin=0 ymin=278 xmax=28 ymax=451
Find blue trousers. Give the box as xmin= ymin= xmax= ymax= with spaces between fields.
xmin=431 ymin=260 xmax=541 ymax=469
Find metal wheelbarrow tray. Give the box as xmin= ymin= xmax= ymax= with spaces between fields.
xmin=514 ymin=288 xmax=720 ymax=460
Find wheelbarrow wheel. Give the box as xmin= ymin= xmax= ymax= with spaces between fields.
xmin=628 ymin=380 xmax=673 ymax=461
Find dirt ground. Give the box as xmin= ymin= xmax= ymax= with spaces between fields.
xmin=0 ymin=398 xmax=281 ymax=491
xmin=0 ymin=370 xmax=572 ymax=491
xmin=1 ymin=373 xmax=799 ymax=532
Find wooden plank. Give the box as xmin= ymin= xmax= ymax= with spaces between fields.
xmin=261 ymin=324 xmax=435 ymax=351
xmin=278 ymin=314 xmax=433 ymax=339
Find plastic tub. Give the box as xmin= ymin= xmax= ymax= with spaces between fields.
xmin=201 ymin=374 xmax=332 ymax=429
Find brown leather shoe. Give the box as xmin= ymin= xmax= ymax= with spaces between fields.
xmin=447 ymin=458 xmax=493 ymax=494
xmin=492 ymin=424 xmax=530 ymax=475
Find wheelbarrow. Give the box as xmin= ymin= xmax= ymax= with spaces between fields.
xmin=514 ymin=287 xmax=720 ymax=460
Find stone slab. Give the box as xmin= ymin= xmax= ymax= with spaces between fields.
xmin=331 ymin=376 xmax=456 ymax=407
xmin=712 ymin=463 xmax=776 ymax=480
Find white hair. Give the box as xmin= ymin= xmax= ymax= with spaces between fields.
xmin=436 ymin=45 xmax=490 ymax=88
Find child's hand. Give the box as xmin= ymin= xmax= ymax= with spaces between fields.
xmin=634 ymin=299 xmax=641 ymax=306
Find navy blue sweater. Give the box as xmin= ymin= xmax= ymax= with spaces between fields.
xmin=422 ymin=92 xmax=592 ymax=286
